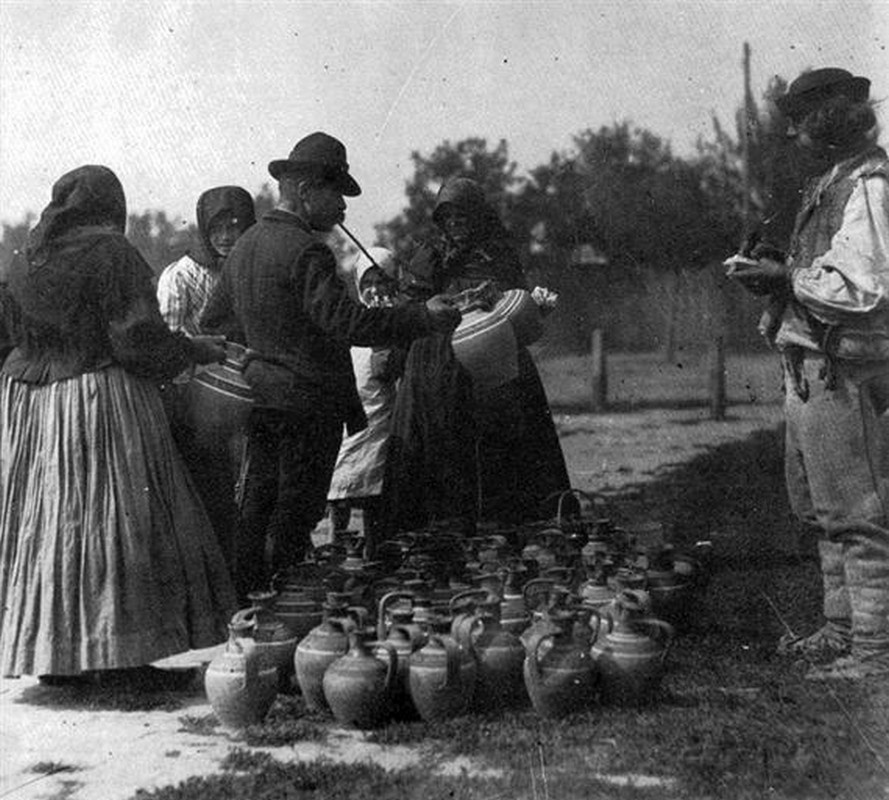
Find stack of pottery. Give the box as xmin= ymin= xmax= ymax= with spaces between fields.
xmin=204 ymin=616 xmax=279 ymax=729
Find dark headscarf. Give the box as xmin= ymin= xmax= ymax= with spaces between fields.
xmin=404 ymin=177 xmax=523 ymax=297
xmin=25 ymin=165 xmax=126 ymax=267
xmin=431 ymin=177 xmax=507 ymax=244
xmin=4 ymin=164 xmax=182 ymax=379
xmin=189 ymin=186 xmax=256 ymax=270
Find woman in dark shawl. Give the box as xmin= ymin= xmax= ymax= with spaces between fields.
xmin=0 ymin=165 xmax=236 ymax=682
xmin=383 ymin=177 xmax=571 ymax=532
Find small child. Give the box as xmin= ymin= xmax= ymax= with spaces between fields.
xmin=327 ymin=248 xmax=401 ymax=556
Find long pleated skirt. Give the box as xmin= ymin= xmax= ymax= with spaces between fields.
xmin=0 ymin=367 xmax=236 ymax=676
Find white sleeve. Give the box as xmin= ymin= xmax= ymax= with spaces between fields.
xmin=793 ymin=173 xmax=889 ymax=324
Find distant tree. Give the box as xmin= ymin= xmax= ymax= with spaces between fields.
xmin=253 ymin=183 xmax=276 ymax=219
xmin=374 ymin=137 xmax=523 ymax=262
xmin=0 ymin=216 xmax=33 ymax=282
xmin=127 ymin=210 xmax=180 ymax=276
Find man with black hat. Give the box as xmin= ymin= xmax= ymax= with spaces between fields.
xmin=726 ymin=68 xmax=889 ymax=680
xmin=202 ymin=131 xmax=460 ymax=601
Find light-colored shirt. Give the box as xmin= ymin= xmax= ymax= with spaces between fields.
xmin=793 ymin=171 xmax=889 ymax=323
xmin=775 ymin=156 xmax=889 ymax=360
xmin=156 ymin=254 xmax=219 ymax=336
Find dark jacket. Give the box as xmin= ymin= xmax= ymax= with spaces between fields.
xmin=2 ymin=230 xmax=196 ymax=384
xmin=201 ymin=209 xmax=434 ymax=431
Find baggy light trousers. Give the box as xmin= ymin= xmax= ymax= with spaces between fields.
xmin=783 ymin=353 xmax=889 ymax=657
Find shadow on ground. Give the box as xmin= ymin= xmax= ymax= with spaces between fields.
xmin=607 ymin=423 xmax=810 ymax=565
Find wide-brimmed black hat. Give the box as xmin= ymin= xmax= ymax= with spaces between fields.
xmin=268 ymin=132 xmax=361 ymax=196
xmin=777 ymin=67 xmax=871 ymax=121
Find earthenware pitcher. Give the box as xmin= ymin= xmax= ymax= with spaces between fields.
xmin=591 ymin=589 xmax=674 ymax=706
xmin=523 ymin=610 xmax=598 ymax=719
xmin=452 ymin=599 xmax=526 ymax=710
xmin=204 ymin=618 xmax=278 ymax=729
xmin=322 ymin=631 xmax=397 ymax=729
xmin=408 ymin=633 xmax=476 ymax=722
xmin=235 ymin=592 xmax=299 ymax=693
xmin=293 ymin=611 xmax=355 ymax=712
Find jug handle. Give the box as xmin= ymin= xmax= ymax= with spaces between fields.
xmin=522 ymin=577 xmax=556 ymax=609
xmin=326 ymin=616 xmax=355 ymax=637
xmin=231 ymin=607 xmax=257 ymax=629
xmin=373 ymin=640 xmax=399 ymax=693
xmin=597 ymin=612 xmax=615 ymax=637
xmin=227 ymin=618 xmax=258 ymax=680
xmin=524 ymin=630 xmax=556 ymax=691
xmin=644 ymin=618 xmax=675 ymax=663
xmin=376 ymin=590 xmax=414 ymax=641
xmin=451 ymin=613 xmax=485 ymax=652
xmin=586 ymin=608 xmax=604 ymax=641
xmin=428 ymin=635 xmax=461 ymax=690
xmin=448 ymin=588 xmax=488 ymax=615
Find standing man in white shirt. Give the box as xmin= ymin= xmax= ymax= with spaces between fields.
xmin=727 ymin=67 xmax=889 ymax=680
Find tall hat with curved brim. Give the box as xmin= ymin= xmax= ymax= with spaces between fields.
xmin=268 ymin=132 xmax=361 ymax=196
xmin=777 ymin=67 xmax=870 ymax=121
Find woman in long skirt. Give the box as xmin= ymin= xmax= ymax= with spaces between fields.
xmin=0 ymin=165 xmax=236 ymax=681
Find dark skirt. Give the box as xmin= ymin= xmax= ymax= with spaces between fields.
xmin=382 ymin=335 xmax=570 ymax=532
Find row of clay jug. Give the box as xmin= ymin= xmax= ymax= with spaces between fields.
xmin=205 ymin=584 xmax=673 ymax=730
xmin=294 ymin=591 xmax=479 ymax=728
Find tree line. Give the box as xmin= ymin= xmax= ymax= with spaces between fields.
xmin=0 ymin=73 xmax=803 ymax=354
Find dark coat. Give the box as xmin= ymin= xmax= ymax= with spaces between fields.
xmin=2 ymin=164 xmax=196 ymax=385
xmin=201 ymin=209 xmax=433 ymax=431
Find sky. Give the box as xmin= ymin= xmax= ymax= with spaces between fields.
xmin=1 ymin=0 xmax=888 ymax=245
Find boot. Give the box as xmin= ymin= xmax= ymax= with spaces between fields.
xmin=778 ymin=539 xmax=851 ymax=656
xmin=807 ymin=533 xmax=889 ymax=680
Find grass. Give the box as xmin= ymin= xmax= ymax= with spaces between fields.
xmin=534 ymin=348 xmax=784 ymax=411
xmin=124 ymin=350 xmax=887 ymax=799
xmin=130 ymin=411 xmax=889 ymax=800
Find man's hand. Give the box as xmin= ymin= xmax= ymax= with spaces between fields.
xmin=425 ymin=294 xmax=461 ymax=332
xmin=724 ymin=255 xmax=792 ymax=297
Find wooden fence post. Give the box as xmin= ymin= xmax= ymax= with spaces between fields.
xmin=709 ymin=333 xmax=727 ymax=420
xmin=590 ymin=328 xmax=607 ymax=412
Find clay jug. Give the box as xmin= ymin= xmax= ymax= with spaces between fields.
xmin=408 ymin=632 xmax=476 ymax=722
xmin=376 ymin=590 xmax=417 ymax=641
xmin=523 ymin=610 xmax=598 ymax=719
xmin=204 ymin=618 xmax=278 ymax=729
xmin=578 ymin=566 xmax=616 ymax=627
xmin=500 ymin=564 xmax=531 ymax=636
xmin=293 ymin=609 xmax=355 ymax=712
xmin=375 ymin=622 xmax=423 ymax=721
xmin=644 ymin=548 xmax=691 ymax=628
xmin=272 ymin=572 xmax=325 ymax=639
xmin=453 ymin=600 xmax=526 ymax=710
xmin=591 ymin=589 xmax=674 ymax=706
xmin=323 ymin=631 xmax=398 ymax=729
xmin=520 ymin=579 xmax=571 ymax=652
xmin=237 ymin=592 xmax=299 ymax=693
